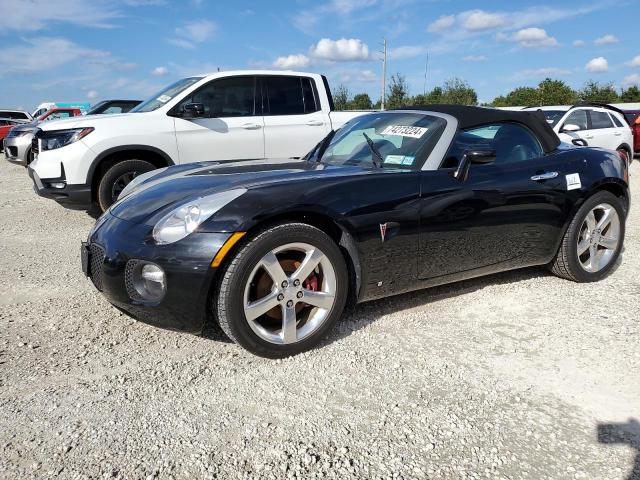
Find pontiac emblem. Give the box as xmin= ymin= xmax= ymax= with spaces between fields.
xmin=379 ymin=223 xmax=388 ymax=243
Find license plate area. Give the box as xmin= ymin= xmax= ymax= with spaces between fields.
xmin=81 ymin=242 xmax=90 ymax=277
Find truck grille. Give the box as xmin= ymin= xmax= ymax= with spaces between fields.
xmin=89 ymin=244 xmax=106 ymax=291
xmin=31 ymin=137 xmax=39 ymax=155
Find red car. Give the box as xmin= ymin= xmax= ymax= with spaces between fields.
xmin=0 ymin=118 xmax=27 ymax=152
xmin=624 ymin=110 xmax=640 ymax=157
xmin=37 ymin=107 xmax=82 ymax=123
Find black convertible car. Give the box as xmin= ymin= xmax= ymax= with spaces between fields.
xmin=83 ymin=105 xmax=629 ymax=357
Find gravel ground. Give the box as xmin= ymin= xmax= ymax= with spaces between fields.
xmin=1 ymin=158 xmax=639 ymax=480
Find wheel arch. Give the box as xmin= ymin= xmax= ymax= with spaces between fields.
xmin=210 ymin=210 xmax=363 ymax=312
xmin=88 ymin=145 xmax=175 ymax=201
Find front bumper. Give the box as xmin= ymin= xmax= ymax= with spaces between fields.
xmin=28 ymin=165 xmax=92 ymax=210
xmin=85 ymin=211 xmax=231 ymax=333
xmin=4 ymin=133 xmax=33 ymax=165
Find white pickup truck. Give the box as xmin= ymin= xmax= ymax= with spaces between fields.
xmin=28 ymin=70 xmax=367 ymax=212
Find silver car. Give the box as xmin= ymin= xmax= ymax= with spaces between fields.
xmin=4 ymin=124 xmax=37 ymax=166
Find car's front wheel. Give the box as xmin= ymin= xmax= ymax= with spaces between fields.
xmin=550 ymin=190 xmax=625 ymax=282
xmin=215 ymin=223 xmax=348 ymax=358
xmin=97 ymin=159 xmax=155 ymax=212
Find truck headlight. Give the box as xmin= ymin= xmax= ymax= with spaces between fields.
xmin=152 ymin=189 xmax=246 ymax=245
xmin=40 ymin=127 xmax=94 ymax=151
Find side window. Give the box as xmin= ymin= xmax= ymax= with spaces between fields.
xmin=443 ymin=123 xmax=543 ymax=167
xmin=264 ymin=76 xmax=315 ymax=115
xmin=562 ymin=110 xmax=588 ymax=131
xmin=179 ymin=76 xmax=256 ymax=118
xmin=590 ymin=110 xmax=614 ymax=129
xmin=609 ymin=113 xmax=624 ymax=128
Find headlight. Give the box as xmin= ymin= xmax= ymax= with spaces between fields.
xmin=40 ymin=127 xmax=94 ymax=151
xmin=118 ymin=167 xmax=167 ymax=199
xmin=152 ymin=188 xmax=246 ymax=245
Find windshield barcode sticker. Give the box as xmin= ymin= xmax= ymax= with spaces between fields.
xmin=157 ymin=95 xmax=171 ymax=103
xmin=381 ymin=125 xmax=428 ymax=138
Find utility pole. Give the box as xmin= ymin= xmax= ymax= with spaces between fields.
xmin=423 ymin=50 xmax=429 ymax=96
xmin=379 ymin=38 xmax=387 ymax=111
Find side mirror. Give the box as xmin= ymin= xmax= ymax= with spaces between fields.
xmin=181 ymin=103 xmax=206 ymax=119
xmin=454 ymin=149 xmax=496 ymax=181
xmin=561 ymin=123 xmax=580 ymax=133
xmin=572 ymin=138 xmax=588 ymax=147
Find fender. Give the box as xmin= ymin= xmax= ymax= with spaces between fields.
xmin=86 ymin=144 xmax=175 ymax=186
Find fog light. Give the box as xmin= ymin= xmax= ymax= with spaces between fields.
xmin=126 ymin=261 xmax=166 ymax=302
xmin=48 ymin=182 xmax=65 ymax=189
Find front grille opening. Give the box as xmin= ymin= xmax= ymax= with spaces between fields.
xmin=89 ymin=244 xmax=106 ymax=291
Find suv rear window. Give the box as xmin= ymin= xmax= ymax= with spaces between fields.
xmin=263 ymin=76 xmax=320 ymax=115
xmin=0 ymin=111 xmax=29 ymax=120
xmin=590 ymin=110 xmax=614 ymax=129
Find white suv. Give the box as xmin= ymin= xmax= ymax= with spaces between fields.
xmin=28 ymin=70 xmax=366 ymax=212
xmin=523 ymin=104 xmax=634 ymax=164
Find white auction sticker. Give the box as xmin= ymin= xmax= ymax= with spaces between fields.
xmin=566 ymin=173 xmax=582 ymax=190
xmin=381 ymin=125 xmax=428 ymax=138
xmin=157 ymin=95 xmax=171 ymax=103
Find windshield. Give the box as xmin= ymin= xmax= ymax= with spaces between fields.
xmin=314 ymin=112 xmax=447 ymax=169
xmin=540 ymin=110 xmax=567 ymax=127
xmin=131 ymin=77 xmax=203 ymax=113
xmin=85 ymin=101 xmax=108 ymax=115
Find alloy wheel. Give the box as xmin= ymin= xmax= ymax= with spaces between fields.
xmin=111 ymin=171 xmax=138 ymax=201
xmin=243 ymin=242 xmax=337 ymax=345
xmin=577 ymin=203 xmax=620 ymax=273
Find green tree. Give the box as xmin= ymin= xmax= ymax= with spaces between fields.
xmin=620 ymin=85 xmax=640 ymax=102
xmin=537 ymin=78 xmax=577 ymax=105
xmin=386 ymin=73 xmax=409 ymax=108
xmin=579 ymin=81 xmax=619 ymax=103
xmin=333 ymin=84 xmax=350 ymax=110
xmin=491 ymin=87 xmax=539 ymax=107
xmin=349 ymin=93 xmax=373 ymax=110
xmin=441 ymin=78 xmax=478 ymax=105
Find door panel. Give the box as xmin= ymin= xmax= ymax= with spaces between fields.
xmin=261 ymin=76 xmax=331 ymax=159
xmin=174 ymin=76 xmax=264 ymax=163
xmin=587 ymin=110 xmax=618 ymax=151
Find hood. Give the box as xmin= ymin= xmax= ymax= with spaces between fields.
xmin=39 ymin=112 xmax=135 ymax=131
xmin=110 ymin=159 xmax=374 ymax=224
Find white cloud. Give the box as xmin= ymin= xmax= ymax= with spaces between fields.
xmin=357 ymin=69 xmax=377 ymax=82
xmin=573 ymin=40 xmax=586 ymax=47
xmin=460 ymin=10 xmax=506 ymax=31
xmin=0 ymin=0 xmax=119 ymax=31
xmin=629 ymin=55 xmax=640 ymax=68
xmin=168 ymin=19 xmax=216 ymax=49
xmin=462 ymin=55 xmax=488 ymax=61
xmin=585 ymin=57 xmax=609 ymax=72
xmin=503 ymin=28 xmax=559 ymax=48
xmin=428 ymin=15 xmax=455 ymax=33
xmin=387 ymin=45 xmax=427 ymax=60
xmin=510 ymin=67 xmax=571 ymax=80
xmin=309 ymin=38 xmax=370 ymax=61
xmin=330 ymin=0 xmax=377 ymax=15
xmin=623 ymin=74 xmax=640 ymax=86
xmin=0 ymin=37 xmax=109 ymax=75
xmin=87 ymin=90 xmax=98 ymax=100
xmin=594 ymin=34 xmax=618 ymax=45
xmin=151 ymin=66 xmax=169 ymax=76
xmin=273 ymin=54 xmax=310 ymax=69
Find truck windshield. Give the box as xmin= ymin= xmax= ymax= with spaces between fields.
xmin=316 ymin=112 xmax=447 ymax=169
xmin=539 ymin=110 xmax=566 ymax=127
xmin=131 ymin=77 xmax=203 ymax=113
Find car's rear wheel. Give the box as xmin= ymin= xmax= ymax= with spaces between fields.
xmin=97 ymin=159 xmax=155 ymax=212
xmin=550 ymin=191 xmax=625 ymax=282
xmin=215 ymin=223 xmax=348 ymax=358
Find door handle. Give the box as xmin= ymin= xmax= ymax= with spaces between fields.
xmin=306 ymin=120 xmax=324 ymax=126
xmin=613 ymin=132 xmax=622 ymax=136
xmin=242 ymin=123 xmax=262 ymax=130
xmin=531 ymin=171 xmax=559 ymax=181
xmin=584 ymin=135 xmax=594 ymax=139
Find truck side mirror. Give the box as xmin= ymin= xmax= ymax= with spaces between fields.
xmin=182 ymin=103 xmax=206 ymax=119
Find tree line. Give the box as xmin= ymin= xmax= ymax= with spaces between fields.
xmin=333 ymin=73 xmax=640 ymax=110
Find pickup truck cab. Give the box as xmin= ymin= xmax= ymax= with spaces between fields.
xmin=28 ymin=70 xmax=367 ymax=212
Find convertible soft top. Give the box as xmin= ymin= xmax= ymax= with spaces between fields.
xmin=399 ymin=104 xmax=561 ymax=154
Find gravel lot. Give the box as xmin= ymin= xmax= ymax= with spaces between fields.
xmin=1 ymin=158 xmax=639 ymax=480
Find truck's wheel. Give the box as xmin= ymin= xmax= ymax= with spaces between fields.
xmin=97 ymin=159 xmax=155 ymax=212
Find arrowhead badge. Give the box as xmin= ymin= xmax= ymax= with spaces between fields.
xmin=379 ymin=223 xmax=388 ymax=243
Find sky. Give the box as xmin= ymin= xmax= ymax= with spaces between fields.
xmin=1 ymin=0 xmax=639 ymax=111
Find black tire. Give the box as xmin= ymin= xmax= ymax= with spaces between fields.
xmin=215 ymin=223 xmax=349 ymax=358
xmin=97 ymin=159 xmax=155 ymax=212
xmin=550 ymin=191 xmax=625 ymax=282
